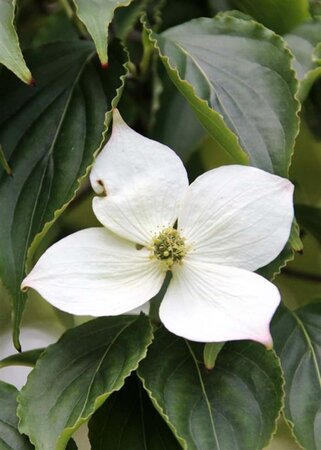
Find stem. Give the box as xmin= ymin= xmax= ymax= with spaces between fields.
xmin=59 ymin=0 xmax=73 ymax=18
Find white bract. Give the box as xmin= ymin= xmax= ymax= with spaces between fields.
xmin=22 ymin=110 xmax=294 ymax=346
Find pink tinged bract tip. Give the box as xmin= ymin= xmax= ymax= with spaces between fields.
xmin=101 ymin=62 xmax=108 ymax=69
xmin=28 ymin=77 xmax=36 ymax=87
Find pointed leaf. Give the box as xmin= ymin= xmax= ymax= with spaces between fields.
xmin=0 ymin=381 xmax=33 ymax=450
xmin=0 ymin=0 xmax=32 ymax=84
xmin=88 ymin=375 xmax=181 ymax=450
xmin=231 ymin=0 xmax=311 ymax=35
xmin=0 ymin=40 xmax=128 ymax=349
xmin=272 ymin=302 xmax=321 ymax=450
xmin=17 ymin=315 xmax=153 ymax=450
xmin=72 ymin=0 xmax=134 ymax=65
xmin=285 ymin=19 xmax=321 ymax=101
xmin=146 ymin=14 xmax=300 ymax=176
xmin=138 ymin=328 xmax=283 ymax=450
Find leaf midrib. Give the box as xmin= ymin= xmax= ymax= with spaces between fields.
xmin=291 ymin=310 xmax=321 ymax=388
xmin=185 ymin=340 xmax=221 ymax=450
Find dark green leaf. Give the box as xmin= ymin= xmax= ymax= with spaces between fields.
xmin=88 ymin=375 xmax=181 ymax=450
xmin=114 ymin=0 xmax=148 ymax=41
xmin=147 ymin=14 xmax=300 ymax=175
xmin=72 ymin=0 xmax=134 ymax=65
xmin=0 ymin=381 xmax=33 ymax=450
xmin=258 ymin=220 xmax=303 ymax=280
xmin=138 ymin=328 xmax=283 ymax=450
xmin=272 ymin=301 xmax=321 ymax=450
xmin=296 ymin=203 xmax=321 ymax=243
xmin=0 ymin=349 xmax=44 ymax=369
xmin=231 ymin=0 xmax=311 ymax=34
xmin=0 ymin=144 xmax=12 ymax=176
xmin=285 ymin=19 xmax=321 ymax=100
xmin=152 ymin=70 xmax=205 ymax=162
xmin=0 ymin=0 xmax=32 ymax=83
xmin=17 ymin=315 xmax=153 ymax=450
xmin=0 ymin=39 xmax=128 ymax=349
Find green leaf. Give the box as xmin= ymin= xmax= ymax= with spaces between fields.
xmin=72 ymin=0 xmax=134 ymax=65
xmin=147 ymin=14 xmax=300 ymax=176
xmin=272 ymin=301 xmax=321 ymax=450
xmin=258 ymin=220 xmax=303 ymax=280
xmin=0 ymin=0 xmax=32 ymax=84
xmin=113 ymin=0 xmax=148 ymax=41
xmin=0 ymin=39 xmax=128 ymax=349
xmin=0 ymin=143 xmax=12 ymax=176
xmin=152 ymin=70 xmax=205 ymax=162
xmin=17 ymin=315 xmax=153 ymax=450
xmin=0 ymin=349 xmax=43 ymax=369
xmin=296 ymin=203 xmax=321 ymax=243
xmin=285 ymin=19 xmax=321 ymax=101
xmin=88 ymin=375 xmax=181 ymax=449
xmin=0 ymin=381 xmax=33 ymax=450
xmin=231 ymin=0 xmax=311 ymax=35
xmin=138 ymin=328 xmax=283 ymax=450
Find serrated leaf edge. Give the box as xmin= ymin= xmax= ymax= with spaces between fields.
xmin=17 ymin=315 xmax=154 ymax=450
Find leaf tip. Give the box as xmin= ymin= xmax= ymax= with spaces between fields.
xmin=28 ymin=77 xmax=36 ymax=87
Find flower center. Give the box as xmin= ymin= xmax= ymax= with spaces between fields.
xmin=151 ymin=227 xmax=187 ymax=269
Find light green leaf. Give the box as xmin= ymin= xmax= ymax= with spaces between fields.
xmin=231 ymin=0 xmax=311 ymax=35
xmin=295 ymin=203 xmax=321 ymax=243
xmin=0 ymin=0 xmax=32 ymax=84
xmin=0 ymin=40 xmax=128 ymax=349
xmin=147 ymin=14 xmax=300 ymax=175
xmin=72 ymin=0 xmax=134 ymax=65
xmin=18 ymin=315 xmax=153 ymax=450
xmin=138 ymin=328 xmax=283 ymax=450
xmin=0 ymin=381 xmax=33 ymax=450
xmin=88 ymin=375 xmax=181 ymax=450
xmin=272 ymin=301 xmax=321 ymax=450
xmin=285 ymin=19 xmax=321 ymax=101
xmin=0 ymin=349 xmax=43 ymax=369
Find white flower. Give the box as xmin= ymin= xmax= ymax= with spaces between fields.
xmin=21 ymin=110 xmax=294 ymax=346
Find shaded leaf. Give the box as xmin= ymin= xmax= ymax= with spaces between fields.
xmin=18 ymin=315 xmax=153 ymax=450
xmin=147 ymin=14 xmax=300 ymax=176
xmin=272 ymin=301 xmax=321 ymax=450
xmin=0 ymin=349 xmax=44 ymax=369
xmin=72 ymin=0 xmax=134 ymax=65
xmin=231 ymin=0 xmax=311 ymax=35
xmin=138 ymin=328 xmax=283 ymax=450
xmin=152 ymin=69 xmax=205 ymax=162
xmin=0 ymin=381 xmax=33 ymax=450
xmin=88 ymin=375 xmax=181 ymax=450
xmin=296 ymin=203 xmax=321 ymax=243
xmin=0 ymin=39 xmax=128 ymax=349
xmin=286 ymin=19 xmax=321 ymax=100
xmin=0 ymin=0 xmax=32 ymax=84
xmin=258 ymin=220 xmax=303 ymax=280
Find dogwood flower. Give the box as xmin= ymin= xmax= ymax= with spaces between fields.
xmin=22 ymin=110 xmax=294 ymax=346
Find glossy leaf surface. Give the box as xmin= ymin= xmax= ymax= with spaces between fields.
xmin=139 ymin=328 xmax=283 ymax=450
xmin=0 ymin=40 xmax=127 ymax=348
xmin=149 ymin=14 xmax=299 ymax=175
xmin=18 ymin=315 xmax=153 ymax=450
xmin=272 ymin=302 xmax=321 ymax=450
